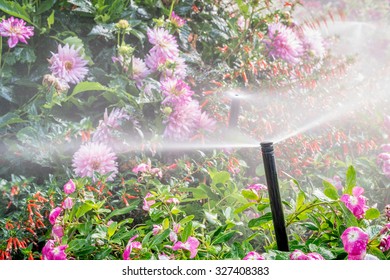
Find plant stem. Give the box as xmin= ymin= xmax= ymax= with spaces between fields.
xmin=286 ymin=201 xmax=339 ymax=227
xmin=168 ymin=0 xmax=175 ymax=19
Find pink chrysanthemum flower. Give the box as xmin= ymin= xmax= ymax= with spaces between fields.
xmin=300 ymin=27 xmax=326 ymax=59
xmin=147 ymin=28 xmax=179 ymax=60
xmin=63 ymin=179 xmax=76 ymax=195
xmin=72 ymin=142 xmax=118 ymax=181
xmin=340 ymin=187 xmax=368 ymax=219
xmin=42 ymin=240 xmax=68 ymax=260
xmin=341 ymin=227 xmax=369 ymax=260
xmin=161 ymin=78 xmax=194 ymax=106
xmin=0 ymin=17 xmax=34 ymax=48
xmin=49 ymin=44 xmax=88 ymax=84
xmin=131 ymin=57 xmax=150 ymax=86
xmin=170 ymin=12 xmax=186 ymax=28
xmin=243 ymin=251 xmax=265 ymax=260
xmin=172 ymin=236 xmax=200 ymax=259
xmin=123 ymin=235 xmax=142 ymax=260
xmin=164 ymin=100 xmax=202 ymax=141
xmin=92 ymin=108 xmax=130 ymax=144
xmin=265 ymin=22 xmax=303 ymax=64
xmin=198 ymin=111 xmax=217 ymax=133
xmin=49 ymin=207 xmax=62 ymax=225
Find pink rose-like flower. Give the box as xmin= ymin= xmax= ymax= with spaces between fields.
xmin=42 ymin=240 xmax=68 ymax=260
xmin=290 ymin=249 xmax=309 ymax=260
xmin=0 ymin=17 xmax=34 ymax=48
xmin=72 ymin=142 xmax=118 ymax=181
xmin=172 ymin=236 xmax=200 ymax=259
xmin=341 ymin=227 xmax=369 ymax=260
xmin=379 ymin=236 xmax=390 ymax=252
xmin=123 ymin=235 xmax=142 ymax=260
xmin=48 ymin=44 xmax=88 ymax=84
xmin=63 ymin=179 xmax=76 ymax=194
xmin=243 ymin=251 xmax=265 ymax=260
xmin=62 ymin=197 xmax=74 ymax=210
xmin=306 ymin=252 xmax=325 ymax=260
xmin=340 ymin=187 xmax=368 ymax=219
xmin=49 ymin=207 xmax=62 ymax=225
xmin=142 ymin=193 xmax=156 ymax=211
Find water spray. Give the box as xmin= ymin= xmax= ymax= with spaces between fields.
xmin=228 ymin=94 xmax=240 ymax=128
xmin=261 ymin=142 xmax=289 ymax=251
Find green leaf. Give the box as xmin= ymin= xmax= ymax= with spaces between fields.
xmin=345 ymin=166 xmax=356 ymax=195
xmin=323 ymin=183 xmax=339 ymax=200
xmin=295 ymin=191 xmax=306 ymax=210
xmin=106 ymin=201 xmax=139 ymax=220
xmin=178 ymin=215 xmax=194 ymax=225
xmin=241 ymin=189 xmax=258 ymax=201
xmin=181 ymin=221 xmax=192 ymax=242
xmin=248 ymin=212 xmax=273 ymax=229
xmin=365 ymin=208 xmax=380 ymax=220
xmin=68 ymin=239 xmax=88 ymax=252
xmin=234 ymin=202 xmax=256 ymax=214
xmin=211 ymin=171 xmax=230 ymax=185
xmin=0 ymin=1 xmax=32 ymax=24
xmin=366 ymin=225 xmax=382 ymax=239
xmin=212 ymin=231 xmax=236 ymax=245
xmin=149 ymin=229 xmax=170 ymax=247
xmin=339 ymin=203 xmax=358 ymax=227
xmin=367 ymin=247 xmax=386 ymax=260
xmin=70 ymin=81 xmax=107 ymax=97
xmin=0 ymin=86 xmax=17 ymax=104
xmin=95 ymin=247 xmax=112 ymax=260
xmin=0 ymin=112 xmax=24 ymax=129
xmin=75 ymin=202 xmax=94 ymax=218
xmin=107 ymin=222 xmax=118 ymax=238
xmin=36 ymin=0 xmax=56 ymax=15
xmin=47 ymin=10 xmax=55 ymax=28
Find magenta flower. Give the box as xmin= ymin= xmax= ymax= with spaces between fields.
xmin=265 ymin=22 xmax=303 ymax=64
xmin=52 ymin=225 xmax=64 ymax=240
xmin=48 ymin=44 xmax=88 ymax=84
xmin=243 ymin=251 xmax=265 ymax=260
xmin=42 ymin=240 xmax=68 ymax=260
xmin=0 ymin=17 xmax=34 ymax=48
xmin=164 ymin=100 xmax=202 ymax=141
xmin=386 ymin=205 xmax=390 ymax=221
xmin=161 ymin=78 xmax=194 ymax=106
xmin=92 ymin=108 xmax=130 ymax=144
xmin=341 ymin=227 xmax=369 ymax=260
xmin=153 ymin=225 xmax=163 ymax=236
xmin=379 ymin=236 xmax=390 ymax=252
xmin=123 ymin=235 xmax=142 ymax=260
xmin=142 ymin=193 xmax=156 ymax=211
xmin=63 ymin=179 xmax=76 ymax=194
xmin=340 ymin=187 xmax=368 ymax=219
xmin=306 ymin=252 xmax=325 ymax=260
xmin=377 ymin=152 xmax=390 ymax=179
xmin=131 ymin=57 xmax=150 ymax=86
xmin=62 ymin=197 xmax=74 ymax=210
xmin=197 ymin=112 xmax=217 ymax=133
xmin=49 ymin=207 xmax=62 ymax=225
xmin=172 ymin=236 xmax=200 ymax=259
xmin=290 ymin=250 xmax=324 ymax=260
xmin=170 ymin=12 xmax=186 ymax=28
xmin=166 ymin=197 xmax=180 ymax=204
xmin=133 ymin=163 xmax=151 ymax=173
xmin=72 ymin=142 xmax=118 ymax=181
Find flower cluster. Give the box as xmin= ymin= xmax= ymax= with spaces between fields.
xmin=243 ymin=251 xmax=265 ymax=260
xmin=0 ymin=17 xmax=34 ymax=48
xmin=123 ymin=235 xmax=142 ymax=260
xmin=340 ymin=187 xmax=368 ymax=219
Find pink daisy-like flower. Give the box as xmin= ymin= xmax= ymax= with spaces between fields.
xmin=49 ymin=44 xmax=88 ymax=84
xmin=142 ymin=193 xmax=156 ymax=212
xmin=147 ymin=28 xmax=179 ymax=59
xmin=0 ymin=17 xmax=34 ymax=48
xmin=170 ymin=12 xmax=186 ymax=28
xmin=92 ymin=108 xmax=130 ymax=144
xmin=172 ymin=236 xmax=200 ymax=259
xmin=131 ymin=57 xmax=150 ymax=86
xmin=340 ymin=187 xmax=368 ymax=219
xmin=243 ymin=251 xmax=265 ymax=260
xmin=72 ymin=142 xmax=118 ymax=181
xmin=161 ymin=78 xmax=194 ymax=106
xmin=197 ymin=111 xmax=217 ymax=133
xmin=123 ymin=235 xmax=142 ymax=260
xmin=300 ymin=27 xmax=326 ymax=59
xmin=49 ymin=207 xmax=62 ymax=225
xmin=341 ymin=227 xmax=369 ymax=260
xmin=164 ymin=100 xmax=202 ymax=141
xmin=265 ymin=22 xmax=303 ymax=64
xmin=62 ymin=197 xmax=74 ymax=210
xmin=42 ymin=240 xmax=68 ymax=260
xmin=63 ymin=179 xmax=76 ymax=195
